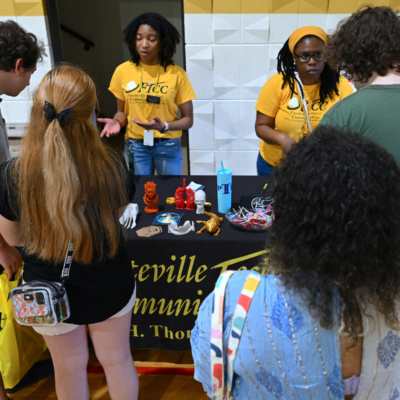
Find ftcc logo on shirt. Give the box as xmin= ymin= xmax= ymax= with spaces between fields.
xmin=287 ymin=97 xmax=326 ymax=111
xmin=125 ymin=80 xmax=169 ymax=94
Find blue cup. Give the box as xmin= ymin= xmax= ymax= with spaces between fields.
xmin=217 ymin=168 xmax=232 ymax=213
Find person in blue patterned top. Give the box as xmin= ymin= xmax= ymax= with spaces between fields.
xmin=192 ymin=125 xmax=400 ymax=399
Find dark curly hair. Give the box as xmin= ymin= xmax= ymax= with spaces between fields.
xmin=277 ymin=35 xmax=340 ymax=105
xmin=325 ymin=6 xmax=400 ymax=83
xmin=267 ymin=125 xmax=400 ymax=338
xmin=0 ymin=20 xmax=45 ymax=71
xmin=123 ymin=12 xmax=180 ymax=71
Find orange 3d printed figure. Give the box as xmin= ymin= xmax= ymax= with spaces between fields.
xmin=143 ymin=181 xmax=159 ymax=214
xmin=175 ymin=178 xmax=195 ymax=210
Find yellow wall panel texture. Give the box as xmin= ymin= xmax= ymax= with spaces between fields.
xmin=14 ymin=0 xmax=46 ymax=16
xmin=241 ymin=0 xmax=270 ymax=13
xmin=389 ymin=0 xmax=400 ymax=9
xmin=299 ymin=0 xmax=328 ymax=13
xmin=270 ymin=0 xmax=299 ymax=13
xmin=327 ymin=0 xmax=358 ymax=13
xmin=183 ymin=0 xmax=212 ymax=13
xmin=1 ymin=0 xmax=16 ymax=16
xmin=182 ymin=0 xmax=400 ymax=13
xmin=356 ymin=0 xmax=382 ymax=7
xmin=213 ymin=0 xmax=241 ymax=13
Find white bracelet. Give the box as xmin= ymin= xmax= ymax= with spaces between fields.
xmin=161 ymin=121 xmax=169 ymax=133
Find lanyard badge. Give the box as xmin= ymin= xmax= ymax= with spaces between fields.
xmin=143 ymin=130 xmax=154 ymax=146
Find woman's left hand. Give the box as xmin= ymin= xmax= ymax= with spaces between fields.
xmin=132 ymin=117 xmax=166 ymax=132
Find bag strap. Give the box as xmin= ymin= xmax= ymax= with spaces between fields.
xmin=226 ymin=272 xmax=261 ymax=398
xmin=211 ymin=270 xmax=261 ymax=400
xmin=294 ymin=72 xmax=313 ymax=134
xmin=58 ymin=201 xmax=86 ymax=296
xmin=60 ymin=240 xmax=74 ymax=281
xmin=211 ymin=270 xmax=234 ymax=400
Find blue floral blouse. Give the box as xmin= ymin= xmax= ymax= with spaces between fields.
xmin=191 ymin=271 xmax=400 ymax=399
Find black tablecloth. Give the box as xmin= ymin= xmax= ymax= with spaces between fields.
xmin=126 ymin=175 xmax=274 ymax=351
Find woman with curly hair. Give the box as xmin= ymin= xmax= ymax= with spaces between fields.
xmin=192 ymin=125 xmax=400 ymax=399
xmin=255 ymin=26 xmax=353 ymax=176
xmin=99 ymin=12 xmax=196 ymax=175
xmin=320 ymin=6 xmax=400 ymax=165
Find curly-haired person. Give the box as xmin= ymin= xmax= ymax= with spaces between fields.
xmin=320 ymin=6 xmax=400 ymax=165
xmin=191 ymin=125 xmax=400 ymax=399
xmin=99 ymin=12 xmax=196 ymax=175
xmin=0 ymin=20 xmax=44 ymax=165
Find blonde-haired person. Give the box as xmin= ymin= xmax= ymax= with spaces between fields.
xmin=255 ymin=26 xmax=353 ymax=175
xmin=0 ymin=65 xmax=138 ymax=400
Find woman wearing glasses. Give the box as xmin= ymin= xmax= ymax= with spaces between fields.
xmin=255 ymin=26 xmax=353 ymax=175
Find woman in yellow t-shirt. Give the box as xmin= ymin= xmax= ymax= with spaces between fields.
xmin=99 ymin=12 xmax=196 ymax=175
xmin=255 ymin=26 xmax=353 ymax=175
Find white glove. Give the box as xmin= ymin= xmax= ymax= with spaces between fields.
xmin=119 ymin=203 xmax=139 ymax=229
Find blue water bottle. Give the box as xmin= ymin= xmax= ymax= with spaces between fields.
xmin=217 ymin=168 xmax=232 ymax=213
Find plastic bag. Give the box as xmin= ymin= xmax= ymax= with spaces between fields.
xmin=0 ymin=269 xmax=48 ymax=389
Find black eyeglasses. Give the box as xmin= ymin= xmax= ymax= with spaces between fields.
xmin=294 ymin=52 xmax=324 ymax=63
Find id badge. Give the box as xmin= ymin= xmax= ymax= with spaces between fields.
xmin=146 ymin=95 xmax=161 ymax=104
xmin=144 ymin=130 xmax=154 ymax=146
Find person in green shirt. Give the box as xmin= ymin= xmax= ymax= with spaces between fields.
xmin=319 ymin=6 xmax=400 ymax=165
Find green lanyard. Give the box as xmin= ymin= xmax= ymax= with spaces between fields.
xmin=139 ymin=63 xmax=161 ymax=120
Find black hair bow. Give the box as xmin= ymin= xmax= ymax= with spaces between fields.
xmin=44 ymin=101 xmax=74 ymax=126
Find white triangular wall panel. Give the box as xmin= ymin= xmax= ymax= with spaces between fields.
xmin=184 ymin=14 xmax=213 ymax=44
xmin=242 ymin=14 xmax=270 ymax=44
xmin=213 ymin=14 xmax=241 ymax=44
xmin=186 ymin=45 xmax=213 ymax=100
xmin=187 ymin=46 xmax=213 ymax=61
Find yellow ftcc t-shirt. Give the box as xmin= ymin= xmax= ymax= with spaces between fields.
xmin=255 ymin=73 xmax=353 ymax=166
xmin=109 ymin=61 xmax=196 ymax=140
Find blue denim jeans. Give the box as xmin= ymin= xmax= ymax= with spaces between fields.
xmin=256 ymin=152 xmax=277 ymax=176
xmin=125 ymin=138 xmax=183 ymax=176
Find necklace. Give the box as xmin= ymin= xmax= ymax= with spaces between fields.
xmin=139 ymin=63 xmax=161 ymax=120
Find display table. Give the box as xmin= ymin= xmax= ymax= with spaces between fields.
xmin=127 ymin=175 xmax=273 ymax=351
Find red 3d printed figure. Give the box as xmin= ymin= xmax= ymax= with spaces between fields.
xmin=175 ymin=178 xmax=195 ymax=210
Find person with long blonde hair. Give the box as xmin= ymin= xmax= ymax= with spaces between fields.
xmin=0 ymin=65 xmax=138 ymax=400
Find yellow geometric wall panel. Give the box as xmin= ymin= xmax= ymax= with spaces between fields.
xmin=299 ymin=0 xmax=329 ymax=14
xmin=241 ymin=0 xmax=270 ymax=13
xmin=327 ymin=0 xmax=358 ymax=13
xmin=183 ymin=0 xmax=212 ymax=13
xmin=1 ymin=0 xmax=46 ymax=16
xmin=213 ymin=0 xmax=241 ymax=13
xmin=2 ymin=0 xmax=16 ymax=16
xmin=184 ymin=0 xmax=400 ymax=13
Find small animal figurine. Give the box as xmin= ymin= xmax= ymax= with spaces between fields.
xmin=143 ymin=181 xmax=159 ymax=214
xmin=175 ymin=178 xmax=195 ymax=210
xmin=197 ymin=211 xmax=223 ymax=236
xmin=195 ymin=190 xmax=206 ymax=214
